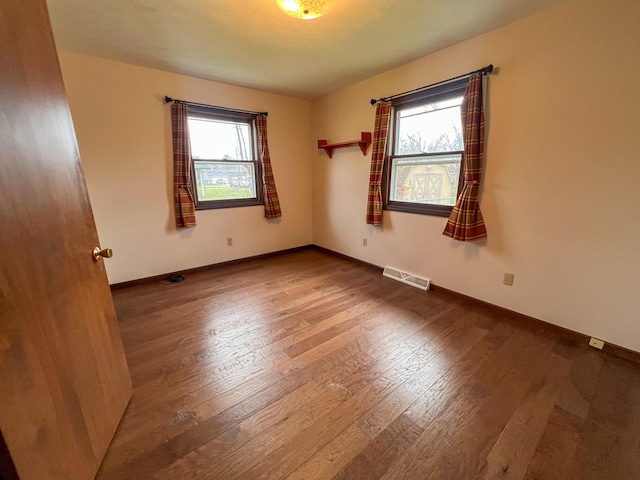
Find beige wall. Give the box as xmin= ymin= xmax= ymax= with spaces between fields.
xmin=311 ymin=0 xmax=640 ymax=352
xmin=59 ymin=51 xmax=313 ymax=284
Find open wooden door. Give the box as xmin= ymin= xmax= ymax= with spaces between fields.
xmin=0 ymin=1 xmax=132 ymax=478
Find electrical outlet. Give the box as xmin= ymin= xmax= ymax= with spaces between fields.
xmin=589 ymin=337 xmax=605 ymax=350
xmin=503 ymin=272 xmax=515 ymax=286
xmin=362 ymin=238 xmax=368 ymax=247
xmin=227 ymin=237 xmax=233 ymax=246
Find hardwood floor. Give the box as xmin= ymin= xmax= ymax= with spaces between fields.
xmin=96 ymin=248 xmax=640 ymax=479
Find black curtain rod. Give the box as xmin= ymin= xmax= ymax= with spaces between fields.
xmin=164 ymin=96 xmax=268 ymax=117
xmin=370 ymin=64 xmax=494 ymax=106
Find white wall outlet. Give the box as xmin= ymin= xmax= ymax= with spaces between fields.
xmin=589 ymin=337 xmax=605 ymax=350
xmin=362 ymin=238 xmax=368 ymax=247
xmin=227 ymin=237 xmax=233 ymax=246
xmin=503 ymin=272 xmax=515 ymax=286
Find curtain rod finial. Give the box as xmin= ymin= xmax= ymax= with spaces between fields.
xmin=370 ymin=98 xmax=377 ymax=106
xmin=485 ymin=65 xmax=494 ymax=74
xmin=164 ymin=96 xmax=173 ymax=103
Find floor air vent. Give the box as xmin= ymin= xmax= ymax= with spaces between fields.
xmin=383 ymin=266 xmax=431 ymax=291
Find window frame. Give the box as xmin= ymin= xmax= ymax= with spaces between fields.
xmin=383 ymin=78 xmax=468 ymax=217
xmin=187 ymin=105 xmax=264 ymax=210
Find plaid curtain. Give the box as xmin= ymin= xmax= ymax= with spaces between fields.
xmin=365 ymin=101 xmax=391 ymax=225
xmin=257 ymin=115 xmax=282 ymax=219
xmin=171 ymin=103 xmax=197 ymax=228
xmin=442 ymin=73 xmax=487 ymax=241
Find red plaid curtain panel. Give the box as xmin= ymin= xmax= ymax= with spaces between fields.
xmin=365 ymin=101 xmax=392 ymax=225
xmin=257 ymin=115 xmax=282 ymax=219
xmin=443 ymin=73 xmax=487 ymax=241
xmin=171 ymin=103 xmax=197 ymax=228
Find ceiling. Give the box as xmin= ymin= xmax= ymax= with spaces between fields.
xmin=47 ymin=0 xmax=566 ymax=100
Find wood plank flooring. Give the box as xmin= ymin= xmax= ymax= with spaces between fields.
xmin=96 ymin=248 xmax=640 ymax=479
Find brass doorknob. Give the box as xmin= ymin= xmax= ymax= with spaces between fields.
xmin=92 ymin=247 xmax=113 ymax=261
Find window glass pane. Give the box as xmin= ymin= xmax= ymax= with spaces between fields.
xmin=396 ymin=96 xmax=464 ymax=155
xmin=390 ymin=154 xmax=462 ymax=206
xmin=188 ymin=118 xmax=252 ymax=160
xmin=193 ymin=161 xmax=257 ymax=201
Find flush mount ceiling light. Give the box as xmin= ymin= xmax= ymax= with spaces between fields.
xmin=276 ymin=0 xmax=336 ymax=20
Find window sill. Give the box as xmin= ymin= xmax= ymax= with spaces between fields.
xmin=385 ymin=201 xmax=453 ymax=218
xmin=195 ymin=198 xmax=263 ymax=210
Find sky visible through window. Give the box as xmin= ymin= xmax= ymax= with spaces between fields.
xmin=188 ymin=117 xmax=252 ymax=160
xmin=396 ymin=96 xmax=463 ymax=155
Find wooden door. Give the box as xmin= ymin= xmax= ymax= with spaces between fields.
xmin=0 ymin=1 xmax=132 ymax=478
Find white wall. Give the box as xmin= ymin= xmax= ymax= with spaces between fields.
xmin=311 ymin=0 xmax=640 ymax=352
xmin=59 ymin=52 xmax=313 ymax=284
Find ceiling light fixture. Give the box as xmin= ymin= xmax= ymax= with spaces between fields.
xmin=276 ymin=0 xmax=336 ymax=20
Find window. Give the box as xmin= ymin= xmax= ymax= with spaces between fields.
xmin=383 ymin=78 xmax=468 ymax=217
xmin=187 ymin=106 xmax=263 ymax=209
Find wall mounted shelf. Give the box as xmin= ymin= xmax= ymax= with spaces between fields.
xmin=317 ymin=132 xmax=372 ymax=158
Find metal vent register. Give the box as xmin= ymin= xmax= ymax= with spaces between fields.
xmin=382 ymin=266 xmax=431 ymax=291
